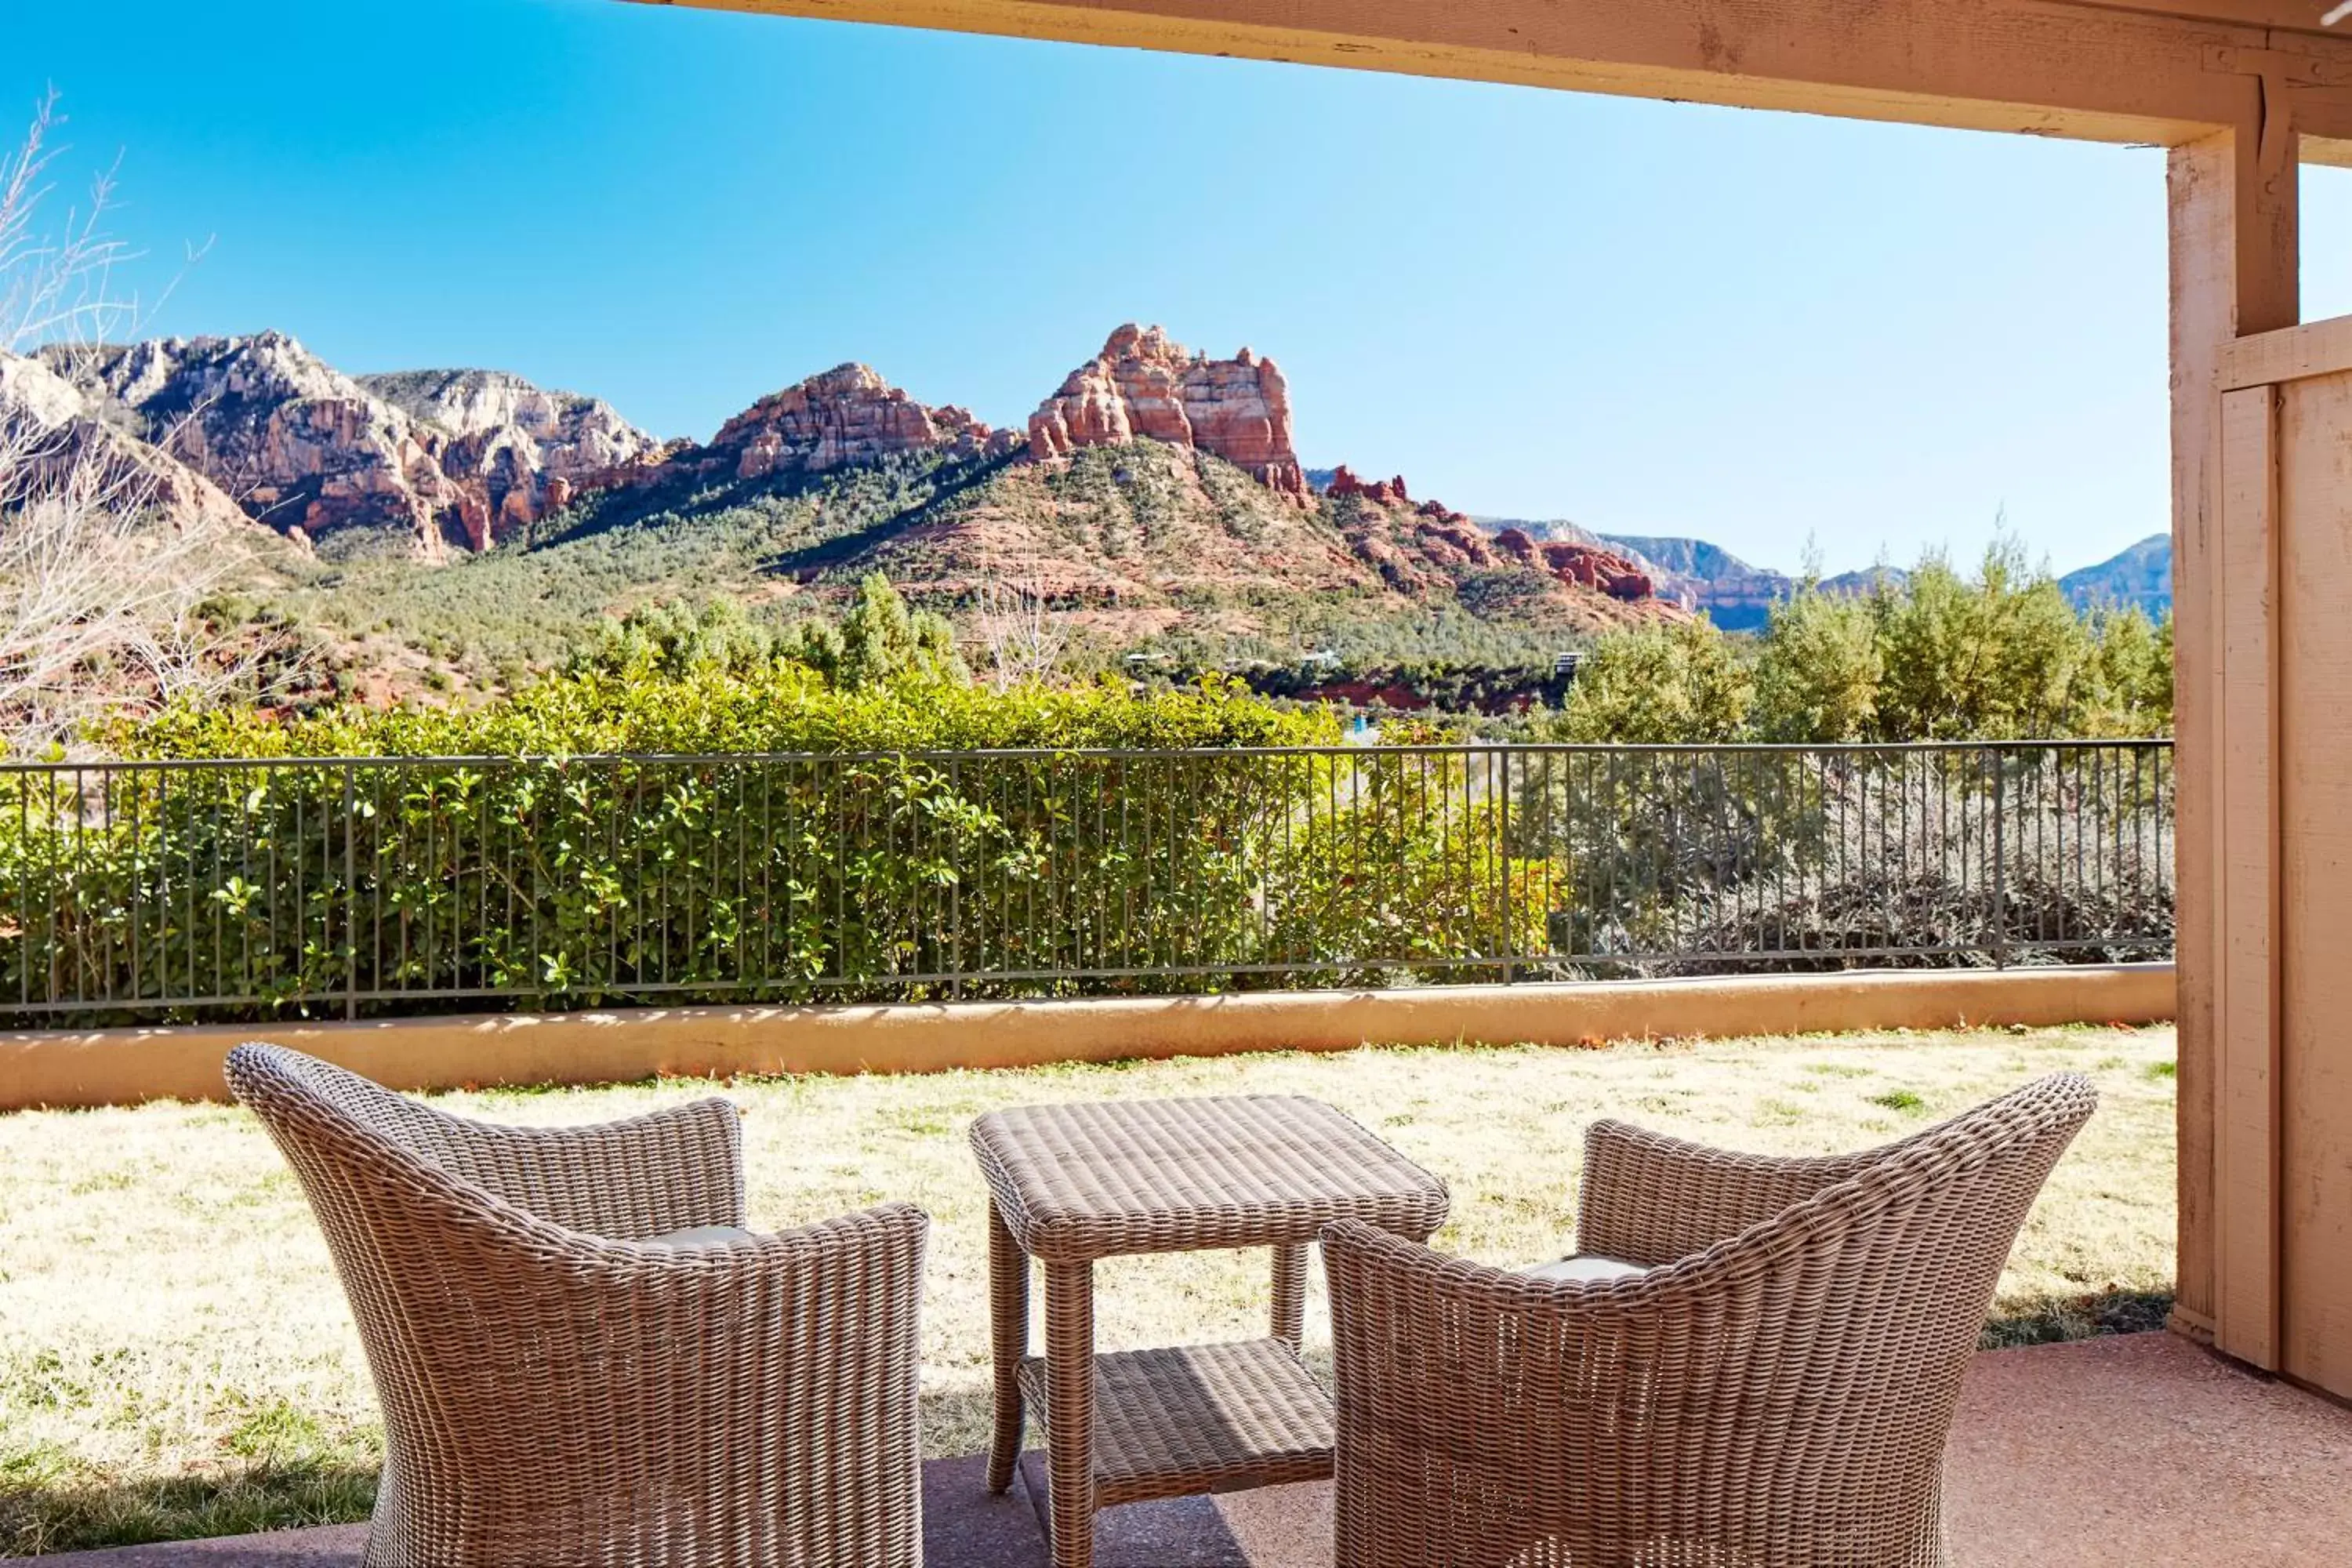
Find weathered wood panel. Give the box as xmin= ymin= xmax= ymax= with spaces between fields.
xmin=2215 ymin=381 xmax=2281 ymax=1369
xmin=2169 ymin=123 xmax=2299 ymax=1338
xmin=2275 ymin=360 xmax=2352 ymax=1397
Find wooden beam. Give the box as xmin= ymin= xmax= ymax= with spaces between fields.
xmin=633 ymin=0 xmax=2352 ymax=144
xmin=2222 ymin=314 xmax=2352 ymax=388
xmin=2168 ymin=99 xmax=2298 ymax=1342
xmin=2303 ymin=132 xmax=2352 ymax=168
xmin=2099 ymin=0 xmax=2352 ymax=38
xmin=2214 ymin=380 xmax=2282 ymax=1370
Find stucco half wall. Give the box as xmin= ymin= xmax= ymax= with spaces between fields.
xmin=0 ymin=964 xmax=2175 ymax=1112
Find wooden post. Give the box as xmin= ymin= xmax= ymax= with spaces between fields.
xmin=2166 ymin=82 xmax=2296 ymax=1352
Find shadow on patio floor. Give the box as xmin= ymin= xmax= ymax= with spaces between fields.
xmin=41 ymin=1334 xmax=2352 ymax=1566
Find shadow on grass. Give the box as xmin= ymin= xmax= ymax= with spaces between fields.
xmin=1982 ymin=1287 xmax=2176 ymax=1350
xmin=0 ymin=1461 xmax=375 ymax=1559
xmin=0 ymin=1290 xmax=2172 ymax=1557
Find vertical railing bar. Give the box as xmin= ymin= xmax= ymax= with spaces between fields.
xmin=343 ymin=762 xmax=358 ymax=1022
xmin=949 ymin=755 xmax=964 ymax=1000
xmin=23 ymin=771 xmax=36 ymax=1010
xmin=833 ymin=757 xmax=848 ymax=989
xmin=240 ymin=763 xmax=256 ymax=1004
xmin=1500 ymin=746 xmax=1515 ymax=982
xmin=759 ymin=754 xmax=774 ymax=996
xmin=610 ymin=760 xmax=626 ymax=994
xmin=123 ymin=767 xmax=140 ymax=1012
xmin=1023 ymin=759 xmax=1037 ymax=986
xmin=1991 ymin=746 xmax=2008 ymax=968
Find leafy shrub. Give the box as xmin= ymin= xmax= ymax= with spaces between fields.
xmin=2 ymin=737 xmax=1581 ymax=1021
xmin=1256 ymin=749 xmax=1552 ymax=983
xmin=20 ymin=677 xmax=1628 ymax=1020
xmin=123 ymin=665 xmax=1323 ymax=760
xmin=1548 ymin=619 xmax=1752 ymax=744
xmin=1560 ymin=540 xmax=2176 ymax=745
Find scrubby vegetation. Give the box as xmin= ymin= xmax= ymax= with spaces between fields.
xmin=1547 ymin=542 xmax=2173 ymax=744
xmin=0 ymin=555 xmax=2176 ymax=1028
xmin=1552 ymin=545 xmax=2173 ymax=747
xmin=253 ymin=452 xmax=993 ymax=698
xmin=14 ymin=690 xmax=1584 ymax=1022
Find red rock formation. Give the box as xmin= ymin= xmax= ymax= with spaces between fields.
xmin=43 ymin=335 xmax=670 ymax=558
xmin=1537 ymin=539 xmax=1654 ymax=601
xmin=1329 ymin=467 xmax=1483 ymax=534
xmin=0 ymin=350 xmax=260 ymax=540
xmin=1326 ymin=466 xmax=1416 ymax=507
xmin=361 ymin=370 xmax=667 ymax=547
xmin=1029 ymin=325 xmax=1308 ymax=503
xmin=1492 ymin=527 xmax=1540 ymax=565
xmin=1410 ymin=516 xmax=1495 ymax=568
xmin=706 ymin=364 xmax=1019 ymax=482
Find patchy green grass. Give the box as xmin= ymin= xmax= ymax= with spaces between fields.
xmin=0 ymin=1024 xmax=2176 ymax=1555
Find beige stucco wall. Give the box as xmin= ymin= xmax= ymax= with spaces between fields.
xmin=0 ymin=964 xmax=2174 ymax=1112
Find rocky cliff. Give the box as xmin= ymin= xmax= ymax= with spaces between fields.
xmin=1028 ymin=325 xmax=1308 ymax=502
xmin=1316 ymin=466 xmax=1659 ymax=604
xmin=822 ymin=437 xmax=1683 ymax=650
xmin=0 ymin=349 xmax=256 ymax=536
xmin=1490 ymin=521 xmax=1909 ymax=629
xmin=20 ymin=323 xmax=1697 ymax=657
xmin=45 ymin=333 xmax=468 ymax=557
xmin=358 ymin=368 xmax=667 ymax=543
xmin=38 ymin=334 xmax=664 ymax=559
xmin=1492 ymin=528 xmax=1657 ymax=602
xmin=698 ymin=362 xmax=1020 ymax=481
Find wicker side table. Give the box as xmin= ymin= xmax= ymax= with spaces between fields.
xmin=969 ymin=1094 xmax=1449 ymax=1568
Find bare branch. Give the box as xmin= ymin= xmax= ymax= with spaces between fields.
xmin=0 ymin=91 xmax=260 ymax=753
xmin=970 ymin=564 xmax=1069 ymax=690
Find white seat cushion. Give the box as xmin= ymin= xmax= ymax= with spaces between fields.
xmin=645 ymin=1225 xmax=756 ymax=1249
xmin=1522 ymin=1254 xmax=1649 ymax=1284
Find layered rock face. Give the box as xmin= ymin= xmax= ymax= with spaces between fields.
xmin=42 ymin=335 xmax=663 ymax=558
xmin=702 ymin=364 xmax=1020 ymax=483
xmin=1028 ymin=325 xmax=1308 ymax=502
xmin=1494 ymin=527 xmax=1657 ymax=602
xmin=358 ymin=369 xmax=666 ymax=545
xmin=1 ymin=349 xmax=256 ymax=536
xmin=1325 ymin=465 xmax=1416 ymax=508
xmin=25 ymin=324 xmax=1671 ymax=628
xmin=49 ymin=333 xmax=470 ymax=557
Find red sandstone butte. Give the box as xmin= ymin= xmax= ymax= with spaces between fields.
xmin=709 ymin=364 xmax=1021 ymax=481
xmin=1028 ymin=324 xmax=1309 ymax=503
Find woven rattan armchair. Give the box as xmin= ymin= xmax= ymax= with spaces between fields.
xmin=1322 ymin=1072 xmax=2098 ymax=1568
xmin=225 ymin=1043 xmax=928 ymax=1568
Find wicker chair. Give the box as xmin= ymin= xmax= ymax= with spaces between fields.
xmin=1322 ymin=1072 xmax=2098 ymax=1568
xmin=225 ymin=1043 xmax=928 ymax=1568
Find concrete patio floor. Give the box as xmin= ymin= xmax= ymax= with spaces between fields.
xmin=43 ymin=1333 xmax=2352 ymax=1566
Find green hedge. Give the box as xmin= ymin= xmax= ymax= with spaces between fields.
xmin=8 ymin=678 xmax=1554 ymax=1021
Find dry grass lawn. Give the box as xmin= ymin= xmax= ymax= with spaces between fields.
xmin=0 ymin=1023 xmax=2176 ymax=1555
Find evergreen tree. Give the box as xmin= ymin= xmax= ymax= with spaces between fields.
xmin=1547 ymin=619 xmax=1751 ymax=743
xmin=1751 ymin=584 xmax=1881 ymax=742
xmin=836 ymin=572 xmax=969 ymax=691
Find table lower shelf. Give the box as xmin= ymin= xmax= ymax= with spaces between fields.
xmin=1016 ymin=1337 xmax=1336 ymax=1509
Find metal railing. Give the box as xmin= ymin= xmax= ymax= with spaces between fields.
xmin=0 ymin=740 xmax=2173 ymax=1025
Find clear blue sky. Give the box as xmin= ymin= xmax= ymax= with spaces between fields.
xmin=11 ymin=0 xmax=2352 ymax=577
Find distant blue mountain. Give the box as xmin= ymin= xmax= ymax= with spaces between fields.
xmin=1472 ymin=515 xmax=2170 ymax=629
xmin=2058 ymin=534 xmax=2171 ymax=615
